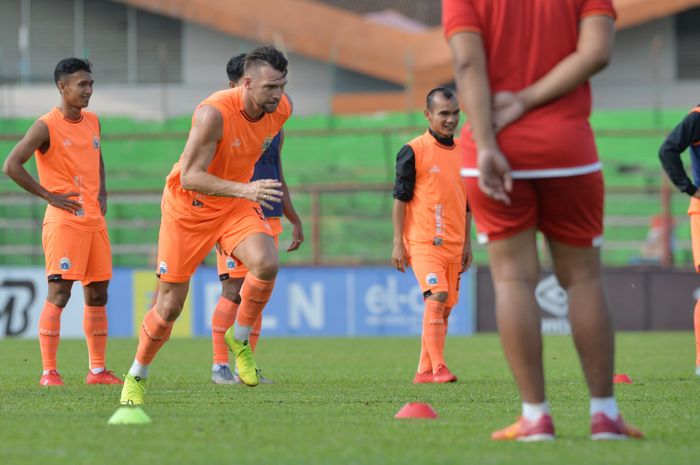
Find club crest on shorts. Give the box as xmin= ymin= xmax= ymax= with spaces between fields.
xmin=226 ymin=257 xmax=236 ymax=270
xmin=59 ymin=257 xmax=71 ymax=271
xmin=425 ymin=273 xmax=438 ymax=286
xmin=159 ymin=261 xmax=168 ymax=275
xmin=261 ymin=136 xmax=273 ymax=152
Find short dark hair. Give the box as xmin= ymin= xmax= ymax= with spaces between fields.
xmin=54 ymin=58 xmax=92 ymax=84
xmin=226 ymin=53 xmax=246 ymax=83
xmin=244 ymin=46 xmax=288 ymax=77
xmin=426 ymin=87 xmax=456 ymax=110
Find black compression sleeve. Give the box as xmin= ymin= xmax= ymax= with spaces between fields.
xmin=659 ymin=111 xmax=700 ymax=195
xmin=393 ymin=145 xmax=416 ymax=202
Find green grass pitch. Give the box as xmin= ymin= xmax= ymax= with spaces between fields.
xmin=1 ymin=333 xmax=699 ymax=465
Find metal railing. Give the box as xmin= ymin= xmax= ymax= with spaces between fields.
xmin=0 ymin=184 xmax=689 ymax=267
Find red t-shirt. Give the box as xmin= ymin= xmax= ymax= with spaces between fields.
xmin=442 ymin=0 xmax=616 ymax=176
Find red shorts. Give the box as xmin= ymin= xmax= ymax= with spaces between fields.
xmin=409 ymin=250 xmax=462 ymax=308
xmin=216 ymin=217 xmax=282 ymax=279
xmin=157 ymin=199 xmax=272 ymax=283
xmin=466 ymin=171 xmax=604 ymax=247
xmin=688 ymin=198 xmax=700 ymax=273
xmin=42 ymin=222 xmax=112 ymax=285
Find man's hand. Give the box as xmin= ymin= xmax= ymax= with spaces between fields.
xmin=461 ymin=240 xmax=473 ymax=273
xmin=245 ymin=179 xmax=283 ymax=210
xmin=98 ymin=191 xmax=108 ymax=215
xmin=391 ymin=241 xmax=409 ymax=273
xmin=493 ymin=91 xmax=526 ymax=132
xmin=287 ymin=220 xmax=304 ymax=252
xmin=47 ymin=191 xmax=82 ymax=214
xmin=477 ymin=146 xmax=513 ymax=205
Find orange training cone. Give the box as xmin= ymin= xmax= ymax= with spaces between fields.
xmin=394 ymin=402 xmax=439 ymax=419
xmin=613 ymin=373 xmax=633 ymax=384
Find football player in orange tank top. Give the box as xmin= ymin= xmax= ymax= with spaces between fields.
xmin=3 ymin=58 xmax=122 ymax=387
xmin=120 ymin=46 xmax=291 ymax=405
xmin=210 ymin=53 xmax=305 ymax=386
xmin=392 ymin=88 xmax=472 ymax=385
xmin=445 ymin=0 xmax=641 ymax=440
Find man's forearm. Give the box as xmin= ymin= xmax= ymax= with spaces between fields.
xmin=281 ymin=183 xmax=301 ymax=224
xmin=518 ymin=52 xmax=606 ymax=112
xmin=99 ymin=154 xmax=107 ymax=195
xmin=518 ymin=16 xmax=613 ymax=112
xmin=392 ymin=200 xmax=407 ymax=243
xmin=464 ymin=211 xmax=472 ymax=243
xmin=181 ymin=171 xmax=249 ymax=198
xmin=659 ymin=148 xmax=696 ymax=194
xmin=5 ymin=163 xmax=50 ymax=201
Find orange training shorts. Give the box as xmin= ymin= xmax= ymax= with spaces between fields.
xmin=157 ymin=198 xmax=272 ymax=283
xmin=409 ymin=251 xmax=462 ymax=308
xmin=42 ymin=222 xmax=112 ymax=285
xmin=216 ymin=217 xmax=282 ymax=279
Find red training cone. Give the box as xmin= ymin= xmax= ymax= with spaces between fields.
xmin=394 ymin=402 xmax=439 ymax=419
xmin=613 ymin=373 xmax=633 ymax=384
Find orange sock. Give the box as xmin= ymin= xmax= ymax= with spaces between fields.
xmin=236 ymin=275 xmax=275 ymax=327
xmin=249 ymin=314 xmax=263 ymax=353
xmin=212 ymin=296 xmax=238 ymax=364
xmin=39 ymin=301 xmax=63 ymax=371
xmin=444 ymin=306 xmax=453 ymax=335
xmin=423 ymin=300 xmax=446 ymax=372
xmin=83 ymin=305 xmax=108 ymax=370
xmin=695 ymin=299 xmax=700 ymax=366
xmin=417 ymin=334 xmax=432 ymax=374
xmin=136 ymin=307 xmax=174 ymax=365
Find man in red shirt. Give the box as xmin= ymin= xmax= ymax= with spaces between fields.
xmin=443 ymin=0 xmax=643 ymax=440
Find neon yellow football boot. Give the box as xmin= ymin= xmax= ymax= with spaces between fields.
xmin=224 ymin=328 xmax=259 ymax=387
xmin=119 ymin=374 xmax=147 ymax=405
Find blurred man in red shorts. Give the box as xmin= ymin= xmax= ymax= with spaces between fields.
xmin=443 ymin=0 xmax=642 ymax=440
xmin=392 ymin=87 xmax=471 ymax=384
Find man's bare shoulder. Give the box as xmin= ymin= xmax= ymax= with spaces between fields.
xmin=194 ymin=104 xmax=224 ymax=127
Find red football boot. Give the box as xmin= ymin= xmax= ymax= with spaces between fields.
xmin=432 ymin=365 xmax=457 ymax=383
xmin=85 ymin=369 xmax=124 ymax=385
xmin=591 ymin=413 xmax=644 ymax=440
xmin=491 ymin=415 xmax=555 ymax=442
xmin=39 ymin=370 xmax=64 ymax=386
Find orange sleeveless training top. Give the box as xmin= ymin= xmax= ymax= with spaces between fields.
xmin=163 ymin=87 xmax=292 ymax=217
xmin=403 ymin=131 xmax=467 ymax=257
xmin=35 ymin=107 xmax=105 ymax=231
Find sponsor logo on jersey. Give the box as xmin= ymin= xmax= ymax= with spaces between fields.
xmin=425 ymin=273 xmax=438 ymax=286
xmin=59 ymin=257 xmax=71 ymax=271
xmin=231 ymin=138 xmax=241 ymax=148
xmin=63 ymin=138 xmax=73 ymax=147
xmin=159 ymin=261 xmax=168 ymax=275
xmin=261 ymin=136 xmax=273 ymax=152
